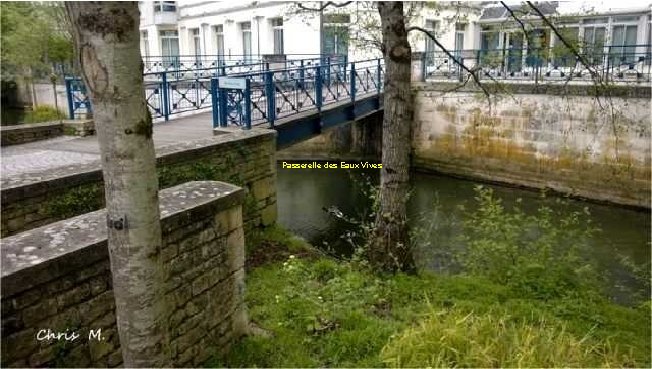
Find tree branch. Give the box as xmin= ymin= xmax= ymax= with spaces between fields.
xmin=499 ymin=1 xmax=532 ymax=47
xmin=523 ymin=1 xmax=601 ymax=82
xmin=407 ymin=26 xmax=494 ymax=102
xmin=296 ymin=1 xmax=353 ymax=12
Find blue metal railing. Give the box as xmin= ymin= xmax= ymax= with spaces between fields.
xmin=423 ymin=44 xmax=652 ymax=83
xmin=64 ymin=54 xmax=347 ymax=120
xmin=211 ymin=58 xmax=385 ymax=129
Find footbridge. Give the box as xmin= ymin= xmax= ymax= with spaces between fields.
xmin=65 ymin=55 xmax=385 ymax=148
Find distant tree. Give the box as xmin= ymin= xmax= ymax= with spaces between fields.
xmin=1 ymin=2 xmax=73 ymax=107
xmin=65 ymin=2 xmax=169 ymax=366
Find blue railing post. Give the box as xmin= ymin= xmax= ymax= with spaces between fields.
xmin=350 ymin=62 xmax=356 ymax=103
xmin=326 ymin=57 xmax=331 ymax=87
xmin=299 ymin=60 xmax=305 ymax=89
xmin=265 ymin=71 xmax=276 ymax=128
xmin=343 ymin=55 xmax=348 ymax=82
xmin=161 ymin=72 xmax=170 ymax=121
xmin=243 ymin=79 xmax=251 ymax=130
xmin=65 ymin=77 xmax=74 ymax=120
xmin=210 ymin=77 xmax=219 ymax=129
xmin=315 ymin=66 xmax=323 ymax=112
xmin=376 ymin=59 xmax=382 ymax=93
xmin=218 ymin=87 xmax=227 ymax=128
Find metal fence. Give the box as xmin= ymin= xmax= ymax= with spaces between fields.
xmin=211 ymin=58 xmax=385 ymax=129
xmin=142 ymin=54 xmax=347 ymax=74
xmin=422 ymin=44 xmax=652 ymax=84
xmin=65 ymin=54 xmax=348 ymax=120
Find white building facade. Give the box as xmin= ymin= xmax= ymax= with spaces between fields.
xmin=137 ymin=1 xmax=651 ymax=66
xmin=137 ymin=1 xmax=485 ymax=63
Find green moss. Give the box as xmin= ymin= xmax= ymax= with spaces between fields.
xmin=45 ymin=184 xmax=104 ymax=219
xmin=62 ymin=126 xmax=77 ymax=136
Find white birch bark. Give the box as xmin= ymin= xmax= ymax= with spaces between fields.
xmin=65 ymin=2 xmax=168 ymax=366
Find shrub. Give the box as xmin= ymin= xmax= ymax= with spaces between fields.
xmin=23 ymin=105 xmax=65 ymax=123
xmin=457 ymin=186 xmax=602 ymax=299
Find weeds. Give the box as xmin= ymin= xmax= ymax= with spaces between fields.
xmin=381 ymin=305 xmax=636 ymax=368
xmin=23 ymin=105 xmax=65 ymax=123
xmin=209 ymin=185 xmax=651 ymax=367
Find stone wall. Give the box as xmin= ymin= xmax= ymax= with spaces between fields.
xmin=1 ymin=122 xmax=63 ymax=146
xmin=32 ymin=83 xmax=68 ymax=112
xmin=1 ymin=129 xmax=277 ymax=237
xmin=1 ymin=181 xmax=248 ymax=367
xmin=413 ymin=83 xmax=651 ymax=208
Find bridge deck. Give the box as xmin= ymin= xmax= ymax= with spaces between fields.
xmin=1 ymin=87 xmax=384 ymax=179
xmin=1 ymin=112 xmax=215 ymax=179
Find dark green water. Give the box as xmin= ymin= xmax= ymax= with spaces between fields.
xmin=276 ymin=162 xmax=651 ymax=303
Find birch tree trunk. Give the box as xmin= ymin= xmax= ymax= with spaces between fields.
xmin=370 ymin=2 xmax=415 ymax=273
xmin=65 ymin=2 xmax=168 ymax=366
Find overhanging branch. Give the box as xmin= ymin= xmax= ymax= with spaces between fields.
xmin=407 ymin=26 xmax=493 ymax=102
xmin=296 ymin=1 xmax=353 ymax=12
xmin=524 ymin=1 xmax=601 ymax=82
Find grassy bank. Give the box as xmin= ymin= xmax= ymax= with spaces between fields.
xmin=210 ymin=225 xmax=650 ymax=368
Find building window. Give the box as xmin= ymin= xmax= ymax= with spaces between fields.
xmin=140 ymin=31 xmax=150 ymax=58
xmin=241 ymin=22 xmax=252 ymax=61
xmin=190 ymin=28 xmax=201 ymax=55
xmin=552 ymin=27 xmax=579 ymax=67
xmin=160 ymin=30 xmax=180 ymax=65
xmin=611 ymin=24 xmax=638 ymax=63
xmin=480 ymin=26 xmax=499 ymax=50
xmin=455 ymin=23 xmax=466 ymax=52
xmin=424 ymin=19 xmax=439 ymax=57
xmin=214 ymin=25 xmax=225 ymax=56
xmin=154 ymin=1 xmax=176 ymax=12
xmin=526 ymin=29 xmax=550 ymax=66
xmin=322 ymin=13 xmax=349 ymax=57
xmin=480 ymin=26 xmax=501 ymax=67
xmin=271 ymin=18 xmax=284 ymax=55
xmin=583 ymin=26 xmax=606 ymax=64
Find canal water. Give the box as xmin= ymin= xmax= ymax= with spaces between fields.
xmin=276 ymin=162 xmax=650 ymax=303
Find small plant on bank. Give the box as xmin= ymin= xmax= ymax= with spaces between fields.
xmin=458 ymin=185 xmax=603 ymax=299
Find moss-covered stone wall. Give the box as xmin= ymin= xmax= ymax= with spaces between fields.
xmin=1 ymin=129 xmax=277 ymax=237
xmin=1 ymin=181 xmax=247 ymax=367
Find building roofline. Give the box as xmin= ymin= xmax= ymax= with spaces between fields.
xmin=478 ymin=6 xmax=651 ymax=24
xmin=178 ymin=1 xmax=293 ymax=20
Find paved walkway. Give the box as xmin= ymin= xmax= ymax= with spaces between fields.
xmin=1 ymin=112 xmax=217 ymax=179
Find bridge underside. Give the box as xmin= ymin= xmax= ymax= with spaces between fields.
xmin=271 ymin=93 xmax=384 ymax=149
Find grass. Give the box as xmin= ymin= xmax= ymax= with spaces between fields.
xmin=208 ymin=226 xmax=651 ymax=368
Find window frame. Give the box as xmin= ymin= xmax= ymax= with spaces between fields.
xmin=271 ymin=18 xmax=284 ymax=55
xmin=154 ymin=1 xmax=176 ymax=12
